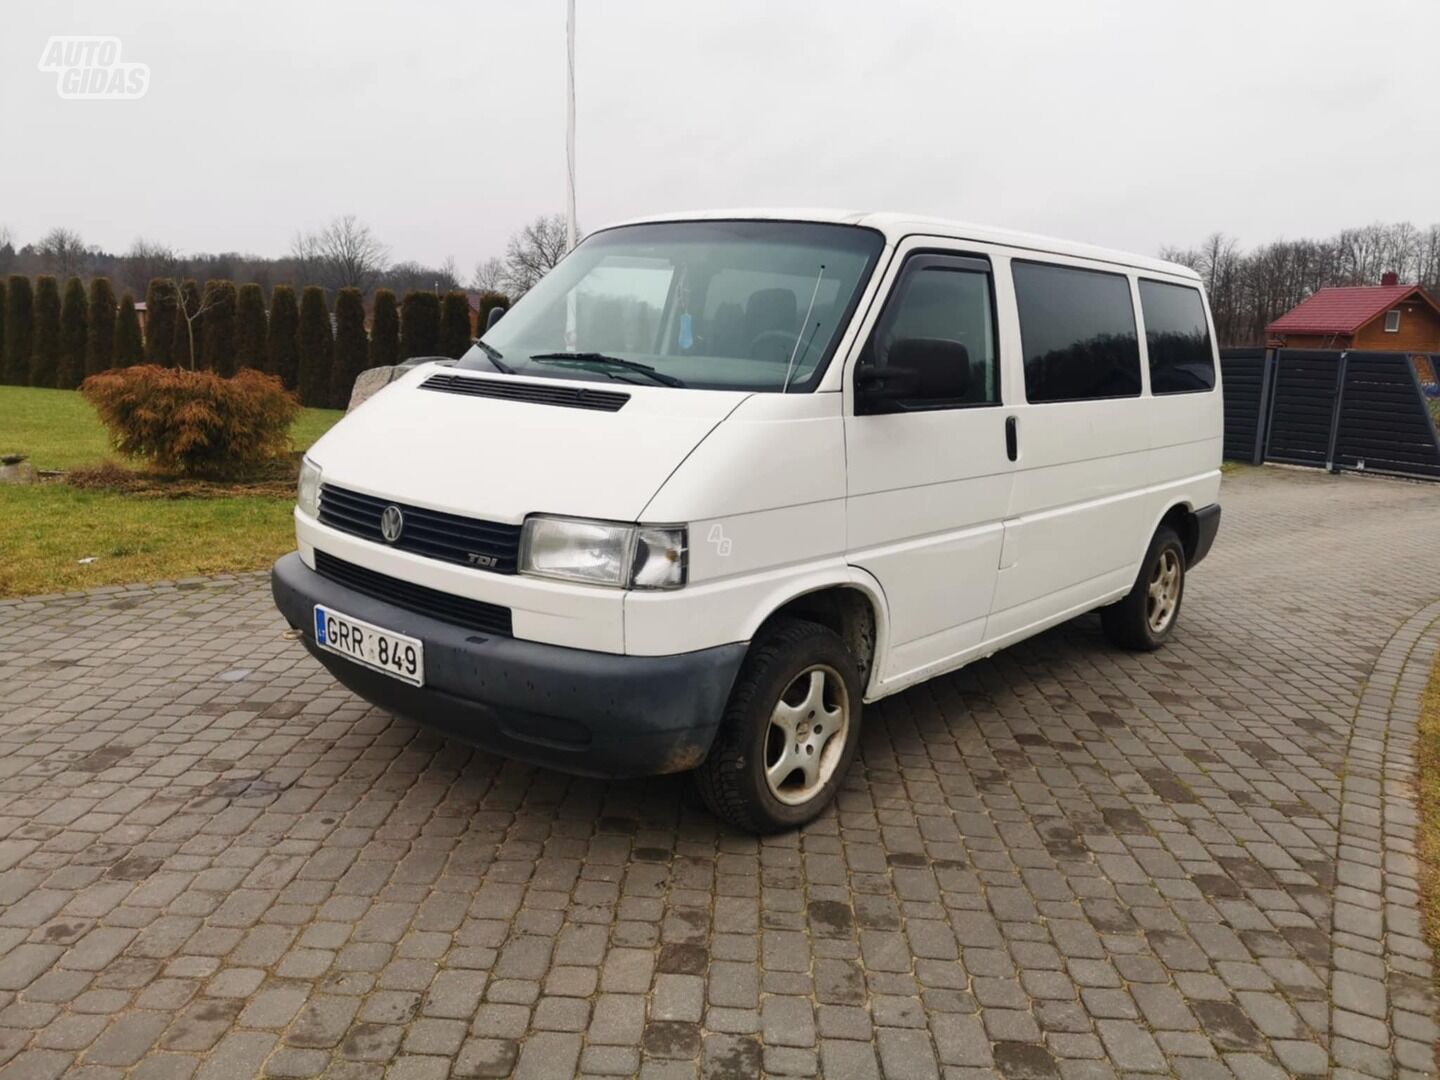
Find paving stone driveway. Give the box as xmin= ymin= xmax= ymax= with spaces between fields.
xmin=1 ymin=466 xmax=1438 ymax=1080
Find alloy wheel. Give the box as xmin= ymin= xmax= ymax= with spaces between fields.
xmin=763 ymin=665 xmax=850 ymax=806
xmin=1147 ymin=549 xmax=1181 ymax=633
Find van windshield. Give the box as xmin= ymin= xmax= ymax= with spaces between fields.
xmin=458 ymin=220 xmax=885 ymax=392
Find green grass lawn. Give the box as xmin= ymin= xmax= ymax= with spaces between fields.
xmin=1 ymin=486 xmax=303 ymax=597
xmin=1 ymin=385 xmax=339 ymax=471
xmin=0 ymin=386 xmax=342 ymax=597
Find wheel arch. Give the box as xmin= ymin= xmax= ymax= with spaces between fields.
xmin=1152 ymin=500 xmax=1202 ymax=565
xmin=745 ymin=569 xmax=890 ymax=697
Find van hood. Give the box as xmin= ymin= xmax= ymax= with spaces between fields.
xmin=309 ymin=367 xmax=750 ymax=524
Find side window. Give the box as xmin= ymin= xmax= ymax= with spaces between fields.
xmin=1139 ymin=280 xmax=1215 ymax=393
xmin=856 ymin=254 xmax=999 ymax=411
xmin=1013 ymin=261 xmax=1140 ymax=403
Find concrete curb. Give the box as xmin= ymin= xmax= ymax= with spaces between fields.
xmin=1331 ymin=597 xmax=1440 ymax=1077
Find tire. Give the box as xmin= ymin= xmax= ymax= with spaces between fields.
xmin=694 ymin=617 xmax=863 ymax=834
xmin=1101 ymin=525 xmax=1186 ymax=651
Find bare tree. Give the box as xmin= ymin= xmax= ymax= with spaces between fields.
xmin=289 ymin=229 xmax=320 ymax=285
xmin=1419 ymin=225 xmax=1440 ymax=292
xmin=1384 ymin=221 xmax=1422 ymax=281
xmin=437 ymin=255 xmax=461 ymax=293
xmin=168 ymin=277 xmax=224 ymax=371
xmin=502 ymin=214 xmax=574 ymax=296
xmin=37 ymin=227 xmax=91 ymax=277
xmin=379 ymin=261 xmax=430 ymax=295
xmin=1336 ymin=224 xmax=1392 ymax=286
xmin=122 ymin=238 xmax=179 ymax=294
xmin=1163 ymin=219 xmax=1440 ymax=346
xmin=471 ymin=256 xmax=505 ymax=293
xmin=290 ymin=214 xmax=390 ymax=292
xmin=1157 ymin=245 xmax=1201 ymax=272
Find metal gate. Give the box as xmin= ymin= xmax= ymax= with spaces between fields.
xmin=1219 ymin=349 xmax=1440 ymax=480
xmin=1333 ymin=353 xmax=1440 ymax=479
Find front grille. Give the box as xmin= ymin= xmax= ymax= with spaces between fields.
xmin=421 ymin=372 xmax=629 ymax=412
xmin=314 ymin=550 xmax=513 ymax=637
xmin=318 ymin=484 xmax=522 ymax=574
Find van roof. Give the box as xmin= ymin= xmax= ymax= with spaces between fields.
xmin=608 ymin=207 xmax=1200 ymax=281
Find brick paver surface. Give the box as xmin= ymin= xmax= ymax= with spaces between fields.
xmin=1 ymin=466 xmax=1438 ymax=1080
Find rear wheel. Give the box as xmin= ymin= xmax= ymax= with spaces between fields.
xmin=1101 ymin=525 xmax=1185 ymax=651
xmin=694 ymin=617 xmax=862 ymax=833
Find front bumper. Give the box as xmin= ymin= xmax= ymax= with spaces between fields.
xmin=270 ymin=552 xmax=747 ymax=778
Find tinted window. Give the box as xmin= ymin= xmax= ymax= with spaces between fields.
xmin=1014 ymin=262 xmax=1140 ymax=402
xmin=858 ymin=258 xmax=999 ymax=408
xmin=1140 ymin=280 xmax=1215 ymax=393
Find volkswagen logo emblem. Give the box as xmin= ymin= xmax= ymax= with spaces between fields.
xmin=379 ymin=505 xmax=404 ymax=543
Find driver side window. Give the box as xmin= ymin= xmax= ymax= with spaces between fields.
xmin=856 ymin=255 xmax=1000 ymax=411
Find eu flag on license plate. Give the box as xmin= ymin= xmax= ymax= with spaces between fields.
xmin=315 ymin=607 xmax=327 ymax=644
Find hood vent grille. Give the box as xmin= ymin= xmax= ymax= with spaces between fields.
xmin=420 ymin=372 xmax=629 ymax=412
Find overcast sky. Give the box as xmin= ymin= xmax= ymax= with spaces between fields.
xmin=2 ymin=1 xmax=1437 ymax=276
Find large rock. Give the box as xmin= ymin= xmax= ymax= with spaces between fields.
xmin=347 ymin=366 xmax=405 ymax=412
xmin=346 ymin=358 xmax=452 ymax=412
xmin=0 ymin=455 xmax=35 ymax=485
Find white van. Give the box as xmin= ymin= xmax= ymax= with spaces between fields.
xmin=272 ymin=210 xmax=1221 ymax=832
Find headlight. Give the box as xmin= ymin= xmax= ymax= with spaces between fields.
xmin=519 ymin=516 xmax=686 ymax=590
xmin=297 ymin=458 xmax=322 ymax=518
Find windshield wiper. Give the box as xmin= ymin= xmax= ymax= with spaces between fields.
xmin=529 ymin=352 xmax=686 ymax=388
xmin=474 ymin=340 xmax=514 ymax=374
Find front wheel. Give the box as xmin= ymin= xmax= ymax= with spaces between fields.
xmin=1101 ymin=525 xmax=1185 ymax=651
xmin=694 ymin=618 xmax=863 ymax=833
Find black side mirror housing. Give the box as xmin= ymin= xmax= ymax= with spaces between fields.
xmin=856 ymin=338 xmax=970 ymax=414
xmin=485 ymin=305 xmax=507 ymax=331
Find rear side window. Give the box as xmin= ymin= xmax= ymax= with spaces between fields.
xmin=1013 ymin=261 xmax=1141 ymax=403
xmin=1139 ymin=280 xmax=1215 ymax=393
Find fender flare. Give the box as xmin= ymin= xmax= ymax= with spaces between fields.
xmin=739 ymin=564 xmax=892 ymax=699
xmin=1146 ymin=499 xmax=1201 ymax=564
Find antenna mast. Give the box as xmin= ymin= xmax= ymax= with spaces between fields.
xmin=565 ymin=0 xmax=577 ymax=251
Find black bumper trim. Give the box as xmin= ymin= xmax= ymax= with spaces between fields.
xmin=314 ymin=549 xmax=513 ymax=637
xmin=1190 ymin=503 xmax=1221 ymax=568
xmin=271 ymin=552 xmax=747 ymax=778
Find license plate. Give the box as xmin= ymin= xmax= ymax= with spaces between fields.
xmin=313 ymin=605 xmax=424 ymax=686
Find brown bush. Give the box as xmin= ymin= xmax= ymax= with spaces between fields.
xmin=80 ymin=364 xmax=300 ymax=479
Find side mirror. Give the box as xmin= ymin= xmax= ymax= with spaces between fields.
xmin=856 ymin=338 xmax=970 ymax=413
xmin=485 ymin=305 xmax=507 ymax=331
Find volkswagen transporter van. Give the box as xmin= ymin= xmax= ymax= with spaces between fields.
xmin=272 ymin=211 xmax=1222 ymax=833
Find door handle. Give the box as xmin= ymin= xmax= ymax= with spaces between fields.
xmin=1005 ymin=416 xmax=1018 ymax=462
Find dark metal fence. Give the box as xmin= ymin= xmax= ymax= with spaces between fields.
xmin=1334 ymin=353 xmax=1440 ymax=478
xmin=1219 ymin=348 xmax=1440 ymax=480
xmin=1218 ymin=347 xmax=1269 ymax=463
xmin=1265 ymin=350 xmax=1343 ymax=468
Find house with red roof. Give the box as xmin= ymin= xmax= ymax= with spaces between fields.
xmin=1266 ymin=273 xmax=1440 ymax=351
